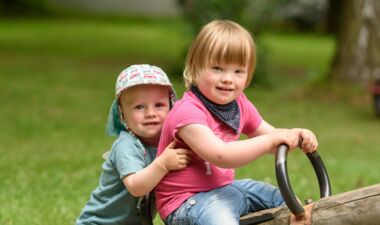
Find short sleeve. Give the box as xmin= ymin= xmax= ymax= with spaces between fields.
xmin=240 ymin=93 xmax=263 ymax=135
xmin=168 ymin=99 xmax=209 ymax=140
xmin=110 ymin=137 xmax=146 ymax=179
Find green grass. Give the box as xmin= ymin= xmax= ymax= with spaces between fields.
xmin=0 ymin=17 xmax=379 ymax=225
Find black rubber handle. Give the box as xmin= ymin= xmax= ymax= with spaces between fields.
xmin=275 ymin=144 xmax=332 ymax=216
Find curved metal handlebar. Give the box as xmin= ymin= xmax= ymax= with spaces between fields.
xmin=275 ymin=144 xmax=332 ymax=216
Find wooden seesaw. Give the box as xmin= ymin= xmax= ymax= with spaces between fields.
xmin=240 ymin=144 xmax=380 ymax=225
xmin=140 ymin=145 xmax=380 ymax=225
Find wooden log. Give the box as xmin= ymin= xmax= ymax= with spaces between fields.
xmin=240 ymin=183 xmax=380 ymax=225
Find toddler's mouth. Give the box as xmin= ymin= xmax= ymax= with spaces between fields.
xmin=143 ymin=122 xmax=160 ymax=126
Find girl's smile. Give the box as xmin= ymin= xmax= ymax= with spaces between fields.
xmin=196 ymin=63 xmax=248 ymax=105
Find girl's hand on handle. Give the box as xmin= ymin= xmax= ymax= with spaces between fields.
xmin=158 ymin=140 xmax=191 ymax=172
xmin=273 ymin=128 xmax=300 ymax=150
xmin=273 ymin=128 xmax=318 ymax=153
xmin=297 ymin=128 xmax=318 ymax=153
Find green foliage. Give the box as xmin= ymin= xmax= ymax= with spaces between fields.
xmin=0 ymin=0 xmax=48 ymax=16
xmin=179 ymin=0 xmax=248 ymax=33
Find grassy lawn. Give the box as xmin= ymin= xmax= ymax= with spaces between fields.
xmin=0 ymin=17 xmax=379 ymax=225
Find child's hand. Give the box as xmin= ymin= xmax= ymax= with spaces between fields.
xmin=273 ymin=128 xmax=318 ymax=153
xmin=159 ymin=141 xmax=191 ymax=172
xmin=273 ymin=128 xmax=300 ymax=150
xmin=297 ymin=128 xmax=318 ymax=153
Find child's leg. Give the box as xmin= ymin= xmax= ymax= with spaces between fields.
xmin=232 ymin=179 xmax=284 ymax=216
xmin=165 ymin=184 xmax=244 ymax=225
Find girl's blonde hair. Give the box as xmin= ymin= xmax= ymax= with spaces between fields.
xmin=183 ymin=20 xmax=256 ymax=89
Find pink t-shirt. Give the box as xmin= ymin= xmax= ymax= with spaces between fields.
xmin=155 ymin=91 xmax=263 ymax=219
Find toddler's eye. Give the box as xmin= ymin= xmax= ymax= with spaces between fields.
xmin=155 ymin=102 xmax=168 ymax=108
xmin=135 ymin=105 xmax=144 ymax=110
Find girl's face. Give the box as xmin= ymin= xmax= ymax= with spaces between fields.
xmin=119 ymin=84 xmax=170 ymax=146
xmin=196 ymin=63 xmax=248 ymax=104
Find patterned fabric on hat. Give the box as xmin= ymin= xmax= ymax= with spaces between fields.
xmin=106 ymin=64 xmax=176 ymax=137
xmin=115 ymin=64 xmax=173 ymax=97
xmin=191 ymin=85 xmax=240 ymax=133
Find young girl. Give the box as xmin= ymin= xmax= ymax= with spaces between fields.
xmin=155 ymin=20 xmax=318 ymax=225
xmin=76 ymin=64 xmax=190 ymax=225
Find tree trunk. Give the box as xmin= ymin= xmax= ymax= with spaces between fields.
xmin=326 ymin=0 xmax=343 ymax=34
xmin=329 ymin=0 xmax=380 ymax=83
xmin=240 ymin=183 xmax=380 ymax=225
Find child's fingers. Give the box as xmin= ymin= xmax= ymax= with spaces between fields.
xmin=176 ymin=148 xmax=193 ymax=156
xmin=179 ymin=153 xmax=191 ymax=163
xmin=174 ymin=156 xmax=190 ymax=170
xmin=299 ymin=130 xmax=318 ymax=152
xmin=181 ymin=157 xmax=190 ymax=165
xmin=177 ymin=163 xmax=187 ymax=169
xmin=167 ymin=140 xmax=177 ymax=148
xmin=302 ymin=140 xmax=318 ymax=152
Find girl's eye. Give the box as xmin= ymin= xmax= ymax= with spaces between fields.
xmin=235 ymin=68 xmax=246 ymax=74
xmin=211 ymin=66 xmax=223 ymax=71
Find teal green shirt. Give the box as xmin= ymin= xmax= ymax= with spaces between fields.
xmin=76 ymin=130 xmax=157 ymax=225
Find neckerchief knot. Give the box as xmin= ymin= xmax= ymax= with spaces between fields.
xmin=191 ymin=86 xmax=240 ymax=133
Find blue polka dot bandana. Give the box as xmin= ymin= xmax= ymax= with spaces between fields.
xmin=191 ymin=86 xmax=240 ymax=133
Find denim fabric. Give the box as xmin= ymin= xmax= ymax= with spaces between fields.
xmin=165 ymin=179 xmax=284 ymax=225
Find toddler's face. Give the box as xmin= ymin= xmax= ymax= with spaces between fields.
xmin=119 ymin=84 xmax=170 ymax=146
xmin=196 ymin=62 xmax=248 ymax=104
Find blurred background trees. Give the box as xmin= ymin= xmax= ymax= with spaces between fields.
xmin=0 ymin=0 xmax=48 ymax=15
xmin=1 ymin=0 xmax=379 ymax=85
xmin=176 ymin=0 xmax=328 ymax=85
xmin=178 ymin=0 xmax=327 ymax=34
xmin=177 ymin=0 xmax=380 ymax=86
xmin=329 ymin=0 xmax=380 ymax=84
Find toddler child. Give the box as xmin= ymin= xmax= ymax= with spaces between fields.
xmin=76 ymin=64 xmax=190 ymax=225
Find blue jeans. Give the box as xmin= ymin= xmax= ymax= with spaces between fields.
xmin=165 ymin=179 xmax=284 ymax=225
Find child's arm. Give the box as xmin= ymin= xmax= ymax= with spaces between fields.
xmin=177 ymin=121 xmax=313 ymax=168
xmin=246 ymin=120 xmax=318 ymax=154
xmin=123 ymin=141 xmax=190 ymax=197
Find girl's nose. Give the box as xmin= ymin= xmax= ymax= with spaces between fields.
xmin=221 ymin=73 xmax=233 ymax=83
